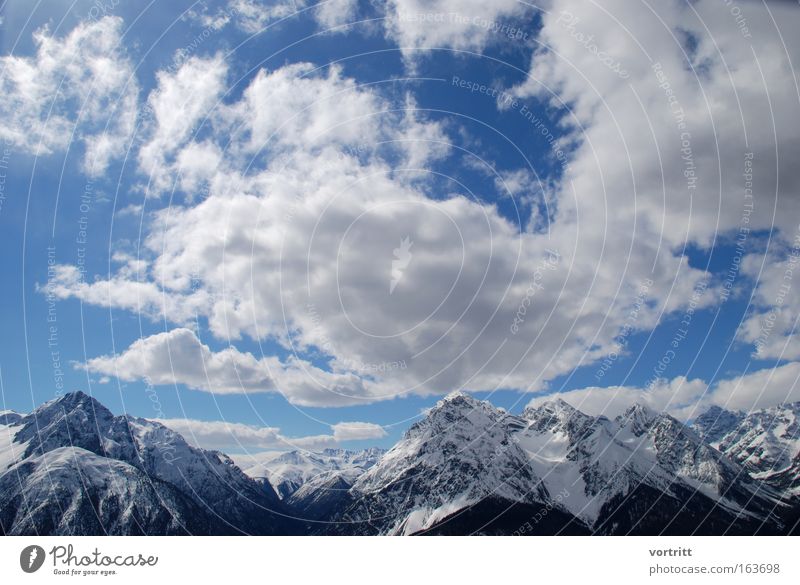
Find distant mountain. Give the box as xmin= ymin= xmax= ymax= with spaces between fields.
xmin=692 ymin=405 xmax=746 ymax=445
xmin=1 ymin=391 xmax=798 ymax=535
xmin=0 ymin=392 xmax=297 ymax=535
xmin=693 ymin=403 xmax=800 ymax=499
xmin=235 ymin=447 xmax=385 ymax=499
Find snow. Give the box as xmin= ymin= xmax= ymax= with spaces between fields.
xmin=345 ymin=393 xmax=787 ymax=534
xmin=4 ymin=389 xmax=798 ymax=535
xmin=394 ymin=494 xmax=475 ymax=535
xmin=517 ymin=429 xmax=594 ymax=520
xmin=0 ymin=422 xmax=28 ymax=472
xmin=233 ymin=448 xmax=385 ymax=499
xmin=696 ymin=403 xmax=800 ymax=476
xmin=344 ymin=394 xmax=550 ymax=533
xmin=24 ymin=446 xmax=127 ymax=486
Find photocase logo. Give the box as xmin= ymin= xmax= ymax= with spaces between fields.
xmin=390 ymin=236 xmax=413 ymax=294
xmin=20 ymin=545 xmax=46 ymax=573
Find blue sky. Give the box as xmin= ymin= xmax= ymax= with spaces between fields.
xmin=1 ymin=0 xmax=799 ymax=454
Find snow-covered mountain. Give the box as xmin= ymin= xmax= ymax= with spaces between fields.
xmin=692 ymin=405 xmax=746 ymax=445
xmin=1 ymin=391 xmax=798 ymax=535
xmin=693 ymin=402 xmax=800 ymax=497
xmin=331 ymin=392 xmax=565 ymax=535
xmin=324 ymin=393 xmax=790 ymax=535
xmin=286 ymin=468 xmax=365 ymax=521
xmin=0 ymin=392 xmax=296 ymax=535
xmin=234 ymin=447 xmax=385 ymax=499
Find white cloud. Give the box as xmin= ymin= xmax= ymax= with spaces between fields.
xmin=228 ymin=0 xmax=301 ymax=33
xmin=737 ymin=242 xmax=800 ymax=360
xmin=226 ymin=61 xmax=381 ymax=154
xmin=531 ymin=361 xmax=800 ymax=420
xmin=139 ymin=54 xmax=228 ymax=193
xmin=136 ymin=58 xmax=449 ymax=197
xmin=509 ymin=0 xmax=800 ymax=249
xmin=382 ymin=0 xmax=530 ymax=64
xmin=84 ymin=327 xmax=276 ymax=394
xmin=55 ymin=56 xmax=718 ymax=407
xmin=331 ymin=421 xmax=387 ymax=441
xmin=156 ymin=417 xmax=338 ymax=452
xmin=0 ymin=16 xmax=138 ymax=176
xmin=192 ymin=1 xmax=359 ymax=35
xmin=80 ymin=327 xmax=388 ymax=406
xmin=708 ymin=361 xmax=800 ymax=412
xmin=528 ymin=376 xmax=710 ymax=420
xmin=155 ymin=416 xmax=386 ymax=453
xmin=41 ymin=261 xmax=210 ymax=326
xmin=13 ymin=2 xmax=797 ymax=419
xmin=314 ymin=0 xmax=359 ymax=30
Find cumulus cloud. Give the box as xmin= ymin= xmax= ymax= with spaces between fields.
xmin=156 ymin=417 xmax=338 ymax=452
xmin=80 ymin=328 xmax=387 ymax=406
xmin=737 ymin=241 xmax=800 ymax=360
xmin=53 ymin=53 xmax=718 ymax=408
xmin=230 ymin=0 xmax=297 ymax=32
xmin=314 ymin=0 xmax=360 ymax=29
xmin=708 ymin=361 xmax=800 ymax=412
xmin=135 ymin=56 xmax=449 ymax=198
xmin=487 ymin=0 xmax=800 ymax=407
xmin=531 ymin=361 xmax=800 ymax=420
xmin=0 ymin=16 xmax=138 ymax=176
xmin=155 ymin=416 xmax=385 ymax=452
xmin=139 ymin=54 xmax=228 ymax=193
xmin=41 ymin=260 xmax=209 ymax=325
xmin=84 ymin=327 xmax=277 ymax=394
xmin=226 ymin=61 xmax=381 ymax=153
xmin=382 ymin=0 xmax=530 ymax=64
xmin=191 ymin=0 xmax=360 ymax=35
xmin=509 ymin=0 xmax=800 ymax=248
xmin=331 ymin=421 xmax=387 ymax=441
xmin=47 ymin=4 xmax=800 ymax=411
xmin=527 ymin=376 xmax=710 ymax=420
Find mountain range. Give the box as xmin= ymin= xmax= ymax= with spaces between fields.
xmin=1 ymin=391 xmax=798 ymax=535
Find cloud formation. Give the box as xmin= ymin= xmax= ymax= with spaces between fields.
xmin=156 ymin=416 xmax=385 ymax=452
xmin=192 ymin=0 xmax=360 ymax=34
xmin=382 ymin=0 xmax=530 ymax=63
xmin=0 ymin=16 xmax=138 ymax=176
xmin=331 ymin=421 xmax=387 ymax=441
xmin=531 ymin=361 xmax=800 ymax=420
xmin=44 ymin=2 xmax=800 ymax=414
xmin=503 ymin=0 xmax=800 ymax=401
xmin=55 ymin=51 xmax=715 ymax=407
xmin=81 ymin=327 xmax=383 ymax=406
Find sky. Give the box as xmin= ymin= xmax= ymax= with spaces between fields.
xmin=0 ymin=0 xmax=799 ymax=457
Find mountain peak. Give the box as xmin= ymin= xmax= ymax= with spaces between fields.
xmin=692 ymin=404 xmax=744 ymax=444
xmin=32 ymin=390 xmax=110 ymax=421
xmin=439 ymin=389 xmax=472 ymax=403
xmin=522 ymin=396 xmax=581 ymax=419
xmin=622 ymin=401 xmax=657 ymax=420
xmin=616 ymin=402 xmax=659 ymax=435
xmin=41 ymin=390 xmax=100 ymax=410
xmin=542 ymin=397 xmax=577 ymax=411
xmin=522 ymin=397 xmax=591 ymax=434
xmin=427 ymin=391 xmax=489 ymax=416
xmin=0 ymin=409 xmax=22 ymax=426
